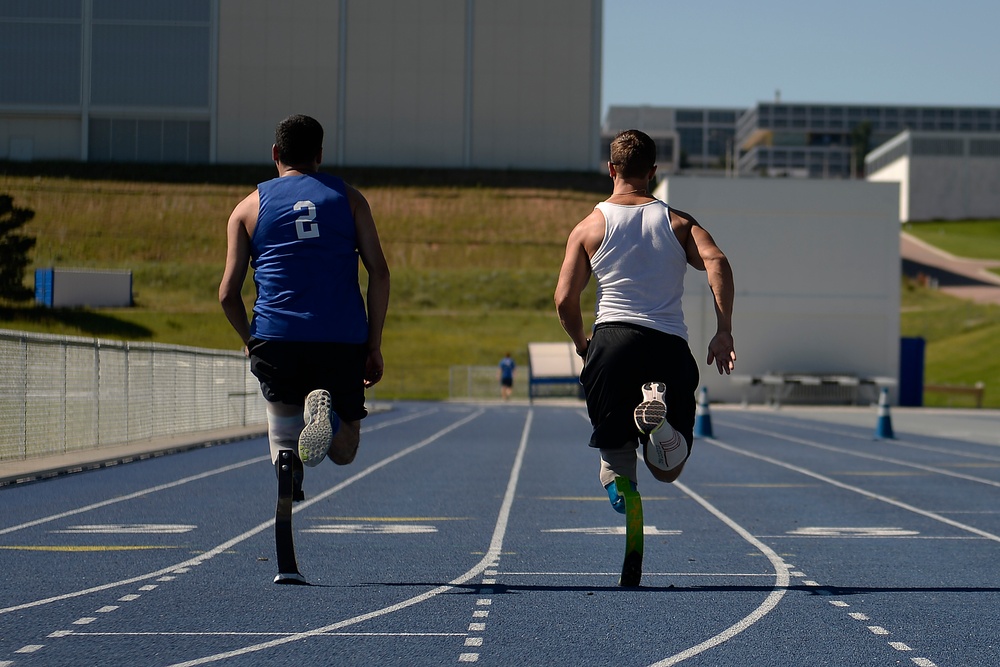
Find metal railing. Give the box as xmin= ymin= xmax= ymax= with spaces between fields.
xmin=0 ymin=329 xmax=265 ymax=461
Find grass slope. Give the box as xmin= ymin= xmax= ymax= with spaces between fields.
xmin=2 ymin=168 xmax=998 ymax=405
xmin=0 ymin=169 xmax=601 ymax=400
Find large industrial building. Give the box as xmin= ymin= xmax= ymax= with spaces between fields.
xmin=0 ymin=0 xmax=603 ymax=171
xmin=603 ymin=102 xmax=1000 ymax=183
xmin=866 ymin=131 xmax=1000 ymax=222
xmin=736 ymin=102 xmax=1000 ymax=179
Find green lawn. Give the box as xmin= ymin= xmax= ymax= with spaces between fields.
xmin=2 ymin=168 xmax=997 ymax=406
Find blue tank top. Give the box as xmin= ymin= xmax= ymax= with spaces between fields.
xmin=250 ymin=173 xmax=368 ymax=343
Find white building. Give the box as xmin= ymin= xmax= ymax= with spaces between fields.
xmin=0 ymin=0 xmax=602 ymax=171
xmin=866 ymin=130 xmax=1000 ymax=222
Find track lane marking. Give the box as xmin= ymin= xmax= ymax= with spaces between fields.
xmin=0 ymin=408 xmax=481 ymax=616
xmin=164 ymin=409 xmax=532 ymax=667
xmin=643 ymin=480 xmax=790 ymax=666
xmin=719 ymin=421 xmax=1000 ymax=489
xmin=705 ymin=436 xmax=1000 ymax=543
xmin=0 ymin=406 xmax=440 ymax=537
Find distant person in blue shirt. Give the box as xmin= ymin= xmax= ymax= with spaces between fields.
xmin=498 ymin=352 xmax=516 ymax=400
xmin=219 ymin=114 xmax=390 ymax=496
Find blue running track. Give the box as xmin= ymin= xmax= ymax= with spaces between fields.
xmin=2 ymin=402 xmax=999 ymax=666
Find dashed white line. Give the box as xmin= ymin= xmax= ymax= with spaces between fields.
xmin=15 ymin=645 xmax=44 ymax=654
xmin=868 ymin=626 xmax=890 ymax=635
xmin=890 ymin=642 xmax=912 ymax=651
xmin=911 ymin=658 xmax=939 ymax=666
xmin=72 ymin=617 xmax=96 ymax=625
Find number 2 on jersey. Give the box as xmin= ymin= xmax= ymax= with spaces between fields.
xmin=294 ymin=200 xmax=319 ymax=239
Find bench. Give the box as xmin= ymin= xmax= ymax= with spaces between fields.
xmin=924 ymin=382 xmax=985 ymax=408
xmin=732 ymin=373 xmax=896 ymax=407
xmin=527 ymin=342 xmax=584 ymax=402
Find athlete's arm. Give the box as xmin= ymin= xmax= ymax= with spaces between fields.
xmin=675 ymin=208 xmax=736 ymax=375
xmin=348 ymin=184 xmax=390 ymax=387
xmin=555 ymin=210 xmax=603 ymax=357
xmin=219 ymin=190 xmax=259 ymax=350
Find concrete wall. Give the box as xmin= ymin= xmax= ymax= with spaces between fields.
xmin=655 ymin=177 xmax=901 ymax=404
xmin=216 ymin=0 xmax=602 ymax=170
xmin=867 ymin=157 xmax=910 ymax=221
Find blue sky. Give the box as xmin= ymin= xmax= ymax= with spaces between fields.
xmin=602 ymin=0 xmax=1000 ymax=115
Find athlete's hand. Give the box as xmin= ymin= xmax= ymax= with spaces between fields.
xmin=707 ymin=332 xmax=736 ymax=375
xmin=364 ymin=348 xmax=385 ymax=388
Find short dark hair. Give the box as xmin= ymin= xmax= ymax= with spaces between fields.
xmin=610 ymin=129 xmax=656 ymax=178
xmin=274 ymin=114 xmax=324 ymax=166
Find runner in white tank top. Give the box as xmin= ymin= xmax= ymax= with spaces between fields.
xmin=555 ymin=129 xmax=736 ymax=515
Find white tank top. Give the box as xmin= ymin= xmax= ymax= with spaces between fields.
xmin=591 ymin=200 xmax=688 ymax=340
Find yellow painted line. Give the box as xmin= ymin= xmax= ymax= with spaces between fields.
xmin=703 ymin=484 xmax=817 ymax=488
xmin=538 ymin=496 xmax=671 ymax=501
xmin=945 ymin=463 xmax=1000 ymax=469
xmin=0 ymin=545 xmax=179 ymax=552
xmin=832 ymin=471 xmax=929 ymax=477
xmin=312 ymin=517 xmax=470 ymax=522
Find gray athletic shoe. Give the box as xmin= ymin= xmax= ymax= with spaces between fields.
xmin=634 ymin=382 xmax=667 ymax=435
xmin=299 ymin=389 xmax=338 ymax=467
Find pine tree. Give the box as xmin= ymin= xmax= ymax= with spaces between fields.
xmin=0 ymin=194 xmax=37 ymax=302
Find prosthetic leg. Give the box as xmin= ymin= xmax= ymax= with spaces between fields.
xmin=273 ymin=450 xmax=307 ymax=585
xmin=614 ymin=475 xmax=644 ymax=587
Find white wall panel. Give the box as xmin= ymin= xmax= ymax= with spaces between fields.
xmin=656 ymin=178 xmax=901 ymax=404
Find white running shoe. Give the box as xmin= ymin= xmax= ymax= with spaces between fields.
xmin=633 ymin=382 xmax=667 ymax=435
xmin=299 ymin=389 xmax=337 ymax=467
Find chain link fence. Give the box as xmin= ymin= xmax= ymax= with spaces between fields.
xmin=0 ymin=329 xmax=265 ymax=462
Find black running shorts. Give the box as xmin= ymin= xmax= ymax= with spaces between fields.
xmin=247 ymin=337 xmax=368 ymax=421
xmin=580 ymin=323 xmax=699 ymax=450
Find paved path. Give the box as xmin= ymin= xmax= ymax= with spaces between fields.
xmin=901 ymin=231 xmax=1000 ymax=305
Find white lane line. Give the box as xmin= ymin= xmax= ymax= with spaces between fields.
xmin=500 ymin=571 xmax=775 ymax=577
xmin=890 ymin=642 xmax=913 ymax=651
xmin=0 ymin=407 xmax=439 ymax=537
xmin=163 ymin=409 xmax=532 ymax=667
xmin=646 ymin=481 xmax=790 ymax=667
xmin=0 ymin=409 xmax=482 ymax=616
xmin=722 ymin=422 xmax=1000 ymax=489
xmin=724 ymin=414 xmax=1000 ymax=463
xmin=706 ymin=439 xmax=1000 ymax=543
xmin=912 ymin=658 xmax=939 ymax=666
xmin=14 ymin=646 xmax=43 ymax=653
xmin=61 ymin=631 xmax=467 ymax=637
xmin=0 ymin=457 xmax=269 ymax=536
xmin=868 ymin=626 xmax=890 ymax=635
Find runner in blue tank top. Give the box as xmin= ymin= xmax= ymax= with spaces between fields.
xmin=220 ymin=115 xmax=390 ymax=534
